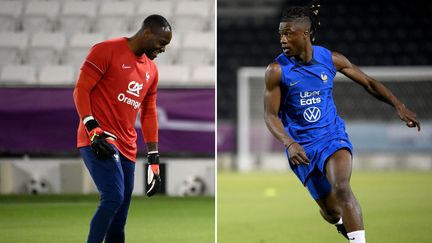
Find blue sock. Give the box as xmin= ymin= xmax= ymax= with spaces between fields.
xmin=87 ymin=206 xmax=116 ymax=243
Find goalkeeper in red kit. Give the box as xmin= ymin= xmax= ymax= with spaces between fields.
xmin=73 ymin=15 xmax=172 ymax=243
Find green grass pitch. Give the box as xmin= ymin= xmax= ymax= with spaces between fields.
xmin=0 ymin=195 xmax=214 ymax=243
xmin=218 ymin=171 xmax=432 ymax=243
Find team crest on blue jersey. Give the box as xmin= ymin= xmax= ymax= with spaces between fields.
xmin=321 ymin=72 xmax=328 ymax=84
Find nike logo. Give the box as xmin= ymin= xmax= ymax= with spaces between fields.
xmin=289 ymin=81 xmax=300 ymax=86
xmin=122 ymin=64 xmax=131 ymax=69
xmin=349 ymin=237 xmax=355 ymax=240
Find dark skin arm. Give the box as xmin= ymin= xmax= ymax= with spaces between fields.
xmin=332 ymin=52 xmax=420 ymax=131
xmin=264 ymin=62 xmax=310 ymax=165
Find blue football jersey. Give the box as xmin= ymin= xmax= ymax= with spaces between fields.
xmin=275 ymin=45 xmax=348 ymax=147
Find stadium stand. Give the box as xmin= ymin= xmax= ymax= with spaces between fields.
xmin=191 ymin=65 xmax=215 ymax=84
xmin=63 ymin=32 xmax=104 ymax=69
xmin=27 ymin=32 xmax=66 ymax=69
xmin=0 ymin=1 xmax=23 ymax=32
xmin=22 ymin=1 xmax=60 ymax=33
xmin=174 ymin=0 xmax=212 ymax=33
xmin=0 ymin=32 xmax=28 ymax=69
xmin=157 ymin=64 xmax=190 ymax=84
xmin=0 ymin=0 xmax=215 ymax=87
xmin=180 ymin=31 xmax=214 ymax=65
xmin=59 ymin=1 xmax=97 ymax=37
xmin=94 ymin=1 xmax=134 ymax=34
xmin=0 ymin=64 xmax=36 ymax=84
xmin=38 ymin=64 xmax=75 ymax=85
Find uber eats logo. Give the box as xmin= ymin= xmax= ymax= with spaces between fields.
xmin=300 ymin=90 xmax=321 ymax=105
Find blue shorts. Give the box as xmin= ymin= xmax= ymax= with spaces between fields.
xmin=286 ymin=133 xmax=353 ymax=200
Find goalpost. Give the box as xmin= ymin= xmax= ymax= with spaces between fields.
xmin=236 ymin=66 xmax=432 ymax=171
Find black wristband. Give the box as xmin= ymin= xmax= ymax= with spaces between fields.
xmin=147 ymin=152 xmax=160 ymax=164
xmin=286 ymin=141 xmax=297 ymax=150
xmin=84 ymin=118 xmax=99 ymax=132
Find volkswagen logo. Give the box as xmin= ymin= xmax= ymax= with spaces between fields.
xmin=303 ymin=106 xmax=321 ymax=122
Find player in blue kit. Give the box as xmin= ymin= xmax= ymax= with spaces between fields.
xmin=263 ymin=2 xmax=420 ymax=243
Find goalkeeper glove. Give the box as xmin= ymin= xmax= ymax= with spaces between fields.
xmin=84 ymin=116 xmax=116 ymax=160
xmin=146 ymin=151 xmax=161 ymax=197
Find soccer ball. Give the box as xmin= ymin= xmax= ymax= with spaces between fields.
xmin=25 ymin=178 xmax=50 ymax=194
xmin=178 ymin=176 xmax=206 ymax=196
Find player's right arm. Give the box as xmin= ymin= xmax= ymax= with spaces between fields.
xmin=73 ymin=70 xmax=115 ymax=159
xmin=73 ymin=43 xmax=111 ymax=122
xmin=73 ymin=70 xmax=98 ymax=121
xmin=264 ymin=62 xmax=309 ymax=165
xmin=73 ymin=43 xmax=116 ymax=159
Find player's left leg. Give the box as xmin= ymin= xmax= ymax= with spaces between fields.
xmin=80 ymin=146 xmax=126 ymax=243
xmin=306 ymin=169 xmax=348 ymax=239
xmin=326 ymin=149 xmax=365 ymax=242
xmin=105 ymin=154 xmax=135 ymax=243
xmin=316 ymin=192 xmax=341 ymax=224
xmin=316 ymin=189 xmax=348 ymax=239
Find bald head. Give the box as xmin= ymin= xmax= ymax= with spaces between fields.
xmin=142 ymin=14 xmax=172 ymax=33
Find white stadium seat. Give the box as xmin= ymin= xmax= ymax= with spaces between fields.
xmin=59 ymin=1 xmax=96 ymax=37
xmin=191 ymin=65 xmax=214 ymax=84
xmin=157 ymin=64 xmax=190 ymax=84
xmin=105 ymin=31 xmax=135 ymax=40
xmin=22 ymin=1 xmax=60 ymax=33
xmin=27 ymin=32 xmax=66 ymax=69
xmin=94 ymin=1 xmax=134 ymax=34
xmin=182 ymin=31 xmax=214 ymax=51
xmin=178 ymin=31 xmax=214 ymax=65
xmin=0 ymin=1 xmax=23 ymax=32
xmin=0 ymin=32 xmax=28 ymax=69
xmin=0 ymin=0 xmax=215 ymax=87
xmin=174 ymin=0 xmax=211 ymax=32
xmin=0 ymin=64 xmax=36 ymax=85
xmin=63 ymin=33 xmax=104 ymax=69
xmin=38 ymin=65 xmax=75 ymax=85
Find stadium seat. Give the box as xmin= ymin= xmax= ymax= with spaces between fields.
xmin=27 ymin=32 xmax=66 ymax=70
xmin=38 ymin=65 xmax=75 ymax=85
xmin=59 ymin=1 xmax=96 ymax=37
xmin=174 ymin=0 xmax=211 ymax=32
xmin=0 ymin=64 xmax=37 ymax=85
xmin=131 ymin=1 xmax=174 ymax=31
xmin=157 ymin=64 xmax=190 ymax=84
xmin=22 ymin=1 xmax=60 ymax=33
xmin=0 ymin=32 xmax=28 ymax=69
xmin=178 ymin=31 xmax=214 ymax=65
xmin=63 ymin=33 xmax=104 ymax=69
xmin=94 ymin=1 xmax=134 ymax=34
xmin=190 ymin=65 xmax=214 ymax=84
xmin=105 ymin=31 xmax=135 ymax=40
xmin=0 ymin=1 xmax=23 ymax=32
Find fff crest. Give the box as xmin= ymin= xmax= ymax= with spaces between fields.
xmin=320 ymin=72 xmax=328 ymax=84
